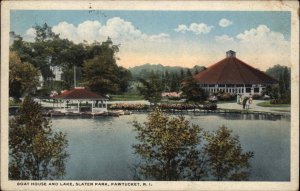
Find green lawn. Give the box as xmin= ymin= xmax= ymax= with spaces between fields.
xmin=110 ymin=94 xmax=144 ymax=101
xmin=256 ymin=101 xmax=290 ymax=107
xmin=216 ymin=100 xmax=237 ymax=104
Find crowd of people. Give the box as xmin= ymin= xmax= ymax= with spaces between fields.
xmin=237 ymin=94 xmax=253 ymax=109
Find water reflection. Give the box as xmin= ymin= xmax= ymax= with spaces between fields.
xmin=170 ymin=112 xmax=290 ymax=121
xmin=51 ymin=113 xmax=290 ymax=181
xmin=216 ymin=113 xmax=290 ymax=121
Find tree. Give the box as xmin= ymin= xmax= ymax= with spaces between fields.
xmin=34 ymin=23 xmax=58 ymax=42
xmin=186 ymin=69 xmax=193 ymax=78
xmin=170 ymin=73 xmax=180 ymax=92
xmin=132 ymin=108 xmax=207 ymax=180
xmin=204 ymin=126 xmax=254 ymax=181
xmin=266 ymin=64 xmax=290 ymax=81
xmin=82 ymin=39 xmax=131 ymax=94
xmin=83 ymin=54 xmax=119 ymax=94
xmin=266 ymin=65 xmax=290 ymax=103
xmin=181 ymin=77 xmax=208 ymax=102
xmin=280 ymin=67 xmax=290 ymax=103
xmin=282 ymin=67 xmax=290 ymax=92
xmin=9 ymin=51 xmax=40 ymax=100
xmin=118 ymin=66 xmax=132 ymax=93
xmin=137 ymin=73 xmax=164 ymax=105
xmin=194 ymin=68 xmax=199 ymax=75
xmin=180 ymin=68 xmax=185 ymax=80
xmin=9 ymin=97 xmax=69 ymax=180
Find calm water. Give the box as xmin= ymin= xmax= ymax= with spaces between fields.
xmin=51 ymin=113 xmax=290 ymax=181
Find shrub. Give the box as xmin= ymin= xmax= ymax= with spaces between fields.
xmin=202 ymin=102 xmax=217 ymax=110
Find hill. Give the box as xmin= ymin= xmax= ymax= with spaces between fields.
xmin=129 ymin=63 xmax=206 ymax=80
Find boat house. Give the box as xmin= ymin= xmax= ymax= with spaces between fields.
xmin=194 ymin=50 xmax=277 ymax=95
xmin=53 ymin=87 xmax=108 ymax=114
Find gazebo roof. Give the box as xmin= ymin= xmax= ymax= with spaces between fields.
xmin=194 ymin=51 xmax=278 ymax=84
xmin=53 ymin=87 xmax=107 ymax=100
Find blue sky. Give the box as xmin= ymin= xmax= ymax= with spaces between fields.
xmin=10 ymin=10 xmax=291 ymax=70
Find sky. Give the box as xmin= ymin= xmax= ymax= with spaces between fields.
xmin=10 ymin=10 xmax=291 ymax=71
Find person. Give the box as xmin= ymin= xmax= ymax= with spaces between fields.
xmin=242 ymin=97 xmax=248 ymax=109
xmin=237 ymin=94 xmax=241 ymax=104
xmin=249 ymin=94 xmax=253 ymax=104
xmin=239 ymin=95 xmax=243 ymax=105
xmin=246 ymin=98 xmax=250 ymax=109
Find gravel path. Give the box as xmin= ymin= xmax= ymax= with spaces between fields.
xmin=218 ymin=100 xmax=290 ymax=114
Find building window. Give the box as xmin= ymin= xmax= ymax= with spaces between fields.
xmin=246 ymin=88 xmax=251 ymax=93
xmin=254 ymin=88 xmax=259 ymax=93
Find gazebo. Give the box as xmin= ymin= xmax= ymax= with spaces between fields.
xmin=52 ymin=87 xmax=108 ymax=114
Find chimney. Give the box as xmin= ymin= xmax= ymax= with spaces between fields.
xmin=226 ymin=50 xmax=236 ymax=58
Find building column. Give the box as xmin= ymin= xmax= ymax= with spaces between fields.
xmin=77 ymin=101 xmax=80 ymax=113
xmin=92 ymin=100 xmax=94 ymax=113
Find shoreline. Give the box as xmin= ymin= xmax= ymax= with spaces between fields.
xmin=9 ymin=106 xmax=291 ymax=117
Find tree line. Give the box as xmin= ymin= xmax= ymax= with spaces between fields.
xmin=10 ymin=23 xmax=131 ymax=100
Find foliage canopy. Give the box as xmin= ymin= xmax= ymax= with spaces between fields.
xmin=9 ymin=97 xmax=69 ymax=180
xmin=133 ymin=108 xmax=206 ymax=180
xmin=133 ymin=108 xmax=254 ymax=181
xmin=9 ymin=51 xmax=40 ymax=100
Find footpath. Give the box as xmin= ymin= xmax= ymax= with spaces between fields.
xmin=217 ymin=100 xmax=290 ymax=115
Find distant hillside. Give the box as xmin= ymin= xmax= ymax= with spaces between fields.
xmin=129 ymin=63 xmax=206 ymax=80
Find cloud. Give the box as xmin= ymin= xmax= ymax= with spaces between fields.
xmin=215 ymin=34 xmax=234 ymax=43
xmin=234 ymin=25 xmax=290 ymax=70
xmin=219 ymin=18 xmax=233 ymax=28
xmin=50 ymin=17 xmax=169 ymax=44
xmin=77 ymin=20 xmax=102 ymax=42
xmin=52 ymin=22 xmax=78 ymax=41
xmin=174 ymin=24 xmax=188 ymax=33
xmin=23 ymin=27 xmax=36 ymax=42
xmin=174 ymin=23 xmax=213 ymax=35
xmin=236 ymin=25 xmax=286 ymax=43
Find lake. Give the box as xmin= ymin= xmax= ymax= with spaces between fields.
xmin=51 ymin=113 xmax=290 ymax=181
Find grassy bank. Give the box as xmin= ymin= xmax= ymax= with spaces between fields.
xmin=257 ymin=101 xmax=290 ymax=107
xmin=110 ymin=94 xmax=143 ymax=101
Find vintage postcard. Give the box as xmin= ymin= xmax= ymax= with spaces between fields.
xmin=1 ymin=1 xmax=299 ymax=191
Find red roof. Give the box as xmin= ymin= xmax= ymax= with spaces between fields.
xmin=194 ymin=56 xmax=277 ymax=84
xmin=53 ymin=88 xmax=107 ymax=100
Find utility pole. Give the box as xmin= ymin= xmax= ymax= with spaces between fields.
xmin=74 ymin=65 xmax=76 ymax=88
